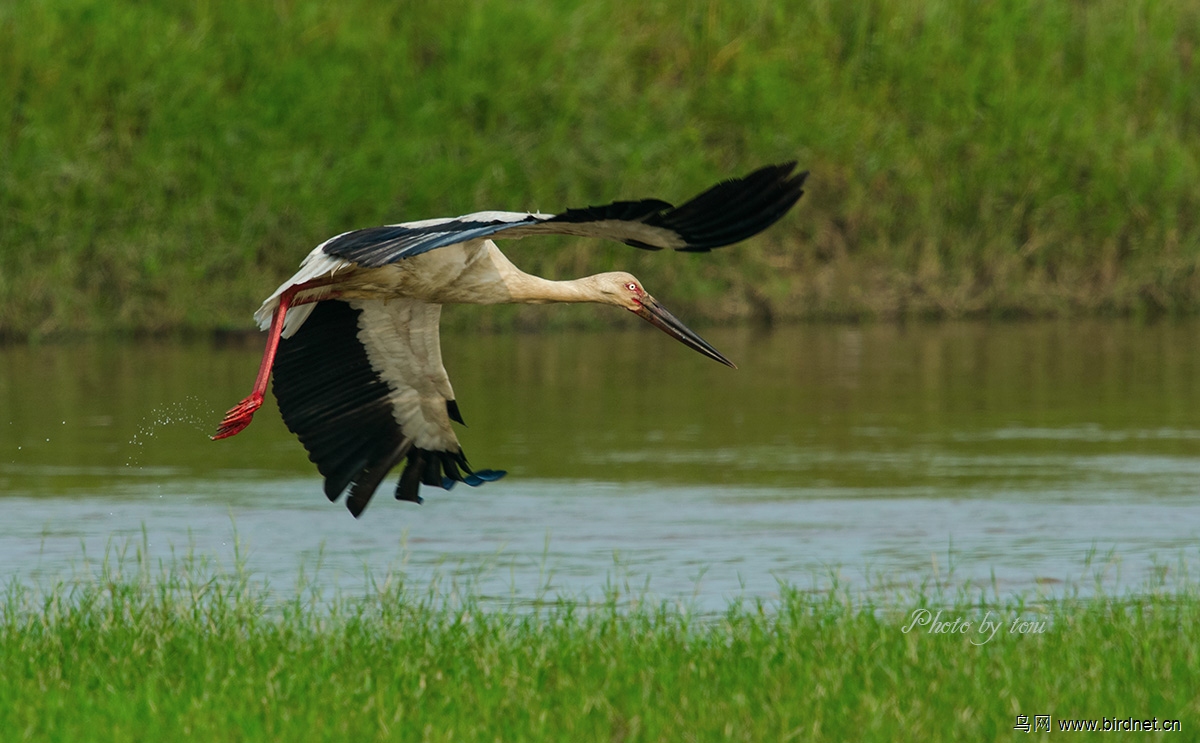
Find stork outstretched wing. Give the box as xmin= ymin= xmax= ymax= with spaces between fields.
xmin=272 ymin=298 xmax=503 ymax=516
xmin=314 ymin=162 xmax=807 ymax=268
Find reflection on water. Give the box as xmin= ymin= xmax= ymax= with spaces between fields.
xmin=2 ymin=320 xmax=1199 ymax=606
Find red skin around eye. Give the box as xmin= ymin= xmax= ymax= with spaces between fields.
xmin=626 ymin=283 xmax=645 ymax=310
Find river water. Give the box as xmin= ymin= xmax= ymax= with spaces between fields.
xmin=2 ymin=320 xmax=1198 ymax=608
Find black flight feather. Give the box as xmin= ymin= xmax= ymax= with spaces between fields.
xmin=273 ymin=300 xmax=503 ymax=516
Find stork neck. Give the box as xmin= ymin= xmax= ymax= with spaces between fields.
xmin=507 ymin=271 xmax=596 ymax=305
xmin=452 ymin=242 xmax=605 ymax=306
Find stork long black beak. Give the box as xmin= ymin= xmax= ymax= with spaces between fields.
xmin=634 ymin=295 xmax=737 ymax=368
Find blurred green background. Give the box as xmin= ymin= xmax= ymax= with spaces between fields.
xmin=1 ymin=0 xmax=1197 ymax=337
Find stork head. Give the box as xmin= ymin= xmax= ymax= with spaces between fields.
xmin=591 ymin=272 xmax=736 ymax=369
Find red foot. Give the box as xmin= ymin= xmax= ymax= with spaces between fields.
xmin=212 ymin=394 xmax=263 ymax=440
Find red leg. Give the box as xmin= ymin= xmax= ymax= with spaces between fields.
xmin=212 ymin=289 xmax=296 ymax=439
xmin=213 ymin=279 xmax=341 ymax=439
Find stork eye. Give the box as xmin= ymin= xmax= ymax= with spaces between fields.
xmin=626 ymin=282 xmax=638 ymax=292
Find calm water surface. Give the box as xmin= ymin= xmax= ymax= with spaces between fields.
xmin=2 ymin=320 xmax=1198 ymax=607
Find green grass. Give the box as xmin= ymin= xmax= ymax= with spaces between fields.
xmin=1 ymin=545 xmax=1196 ymax=741
xmin=2 ymin=0 xmax=1199 ymax=336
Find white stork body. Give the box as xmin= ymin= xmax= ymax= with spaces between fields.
xmin=258 ymin=237 xmax=600 ymax=336
xmin=215 ymin=163 xmax=808 ymax=516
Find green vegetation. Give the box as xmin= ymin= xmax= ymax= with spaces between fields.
xmin=2 ymin=0 xmax=1198 ymax=336
xmin=1 ymin=546 xmax=1196 ymax=741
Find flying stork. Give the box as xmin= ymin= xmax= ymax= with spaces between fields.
xmin=214 ymin=162 xmax=808 ymax=516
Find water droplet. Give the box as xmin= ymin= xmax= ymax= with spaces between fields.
xmin=126 ymin=398 xmax=218 ymax=467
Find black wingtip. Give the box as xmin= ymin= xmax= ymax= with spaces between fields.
xmin=463 ymin=469 xmax=507 ymax=486
xmin=392 ymin=448 xmax=505 ymax=506
xmin=655 ymin=162 xmax=807 ymax=252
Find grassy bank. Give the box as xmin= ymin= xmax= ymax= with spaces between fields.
xmin=2 ymin=0 xmax=1198 ymax=337
xmin=0 ymin=550 xmax=1196 ymax=741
